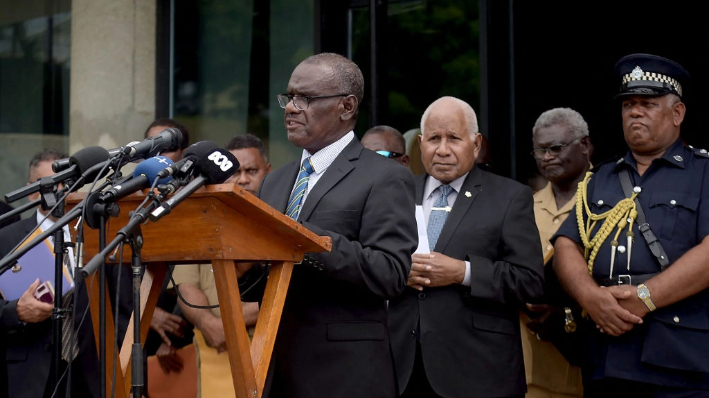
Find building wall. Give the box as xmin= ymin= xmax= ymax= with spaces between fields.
xmin=70 ymin=0 xmax=155 ymax=159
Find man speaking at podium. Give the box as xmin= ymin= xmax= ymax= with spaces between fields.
xmin=243 ymin=53 xmax=418 ymax=398
xmin=0 ymin=149 xmax=100 ymax=398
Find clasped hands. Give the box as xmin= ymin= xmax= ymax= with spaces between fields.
xmin=407 ymin=252 xmax=465 ymax=290
xmin=582 ymin=284 xmax=650 ymax=337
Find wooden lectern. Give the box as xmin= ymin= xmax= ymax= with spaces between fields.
xmin=67 ymin=183 xmax=331 ymax=398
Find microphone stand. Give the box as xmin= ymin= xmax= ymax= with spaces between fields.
xmin=50 ymin=218 xmax=71 ymax=395
xmin=0 ymin=198 xmax=40 ymax=225
xmin=127 ymin=222 xmax=145 ymax=398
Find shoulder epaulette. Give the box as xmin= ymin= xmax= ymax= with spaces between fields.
xmin=690 ymin=146 xmax=709 ymax=159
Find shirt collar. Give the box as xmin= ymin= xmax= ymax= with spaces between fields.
xmin=614 ymin=138 xmax=686 ymax=172
xmin=424 ymin=172 xmax=468 ymax=201
xmin=535 ymin=182 xmax=575 ymax=215
xmin=299 ymin=131 xmax=355 ymax=175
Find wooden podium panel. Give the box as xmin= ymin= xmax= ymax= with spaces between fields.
xmin=67 ymin=183 xmax=331 ymax=398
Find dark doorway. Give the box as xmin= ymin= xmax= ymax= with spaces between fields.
xmin=511 ymin=0 xmax=709 ymax=183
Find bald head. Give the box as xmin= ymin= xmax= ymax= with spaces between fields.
xmin=420 ymin=96 xmax=479 ymax=138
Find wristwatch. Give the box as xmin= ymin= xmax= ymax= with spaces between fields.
xmin=637 ymin=283 xmax=657 ymax=312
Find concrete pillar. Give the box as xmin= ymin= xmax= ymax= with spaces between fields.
xmin=70 ymin=0 xmax=156 ymax=154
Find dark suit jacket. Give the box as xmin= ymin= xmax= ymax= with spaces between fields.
xmin=388 ymin=167 xmax=544 ymax=398
xmin=256 ymin=139 xmax=418 ymax=398
xmin=0 ymin=217 xmax=101 ymax=398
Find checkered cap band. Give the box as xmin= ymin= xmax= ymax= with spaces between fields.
xmin=622 ymin=70 xmax=683 ymax=97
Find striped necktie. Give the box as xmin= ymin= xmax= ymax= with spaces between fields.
xmin=427 ymin=184 xmax=453 ymax=251
xmin=286 ymin=157 xmax=314 ymax=219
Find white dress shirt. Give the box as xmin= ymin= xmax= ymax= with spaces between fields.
xmin=293 ymin=131 xmax=355 ymax=205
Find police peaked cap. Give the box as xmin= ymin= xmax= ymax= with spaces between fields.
xmin=615 ymin=53 xmax=691 ymax=100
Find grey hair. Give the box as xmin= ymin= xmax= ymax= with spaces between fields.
xmin=420 ymin=96 xmax=479 ymax=138
xmin=532 ymin=107 xmax=589 ymax=139
xmin=302 ymin=53 xmax=364 ymax=104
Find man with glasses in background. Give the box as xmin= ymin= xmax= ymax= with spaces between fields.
xmin=361 ymin=125 xmax=410 ymax=167
xmin=242 ymin=52 xmax=417 ymax=398
xmin=522 ymin=107 xmax=592 ymax=398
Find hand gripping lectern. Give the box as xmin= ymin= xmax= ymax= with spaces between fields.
xmin=66 ymin=183 xmax=331 ymax=398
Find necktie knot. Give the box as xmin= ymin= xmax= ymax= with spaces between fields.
xmin=438 ymin=184 xmax=452 ymax=198
xmin=302 ymin=157 xmax=315 ymax=175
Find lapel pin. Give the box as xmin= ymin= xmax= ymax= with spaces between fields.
xmin=465 ymin=191 xmax=472 ymax=198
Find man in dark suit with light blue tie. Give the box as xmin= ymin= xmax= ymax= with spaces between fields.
xmin=388 ymin=96 xmax=544 ymax=398
xmin=251 ymin=52 xmax=418 ymax=398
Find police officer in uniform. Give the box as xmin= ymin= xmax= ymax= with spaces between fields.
xmin=553 ymin=53 xmax=709 ymax=396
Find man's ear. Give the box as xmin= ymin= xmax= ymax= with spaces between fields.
xmin=401 ymin=154 xmax=410 ymax=167
xmin=673 ymin=101 xmax=686 ymax=127
xmin=472 ymin=133 xmax=482 ymax=159
xmin=340 ymin=95 xmax=358 ymax=121
xmin=579 ymin=136 xmax=591 ymax=156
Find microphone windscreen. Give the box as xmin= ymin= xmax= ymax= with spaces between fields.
xmin=159 ymin=127 xmax=184 ymax=151
xmin=134 ymin=156 xmax=174 ymax=185
xmin=183 ymin=140 xmax=220 ymax=159
xmin=195 ymin=147 xmax=239 ymax=184
xmin=69 ymin=146 xmax=111 ymax=174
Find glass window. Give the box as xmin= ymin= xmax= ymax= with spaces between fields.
xmin=0 ymin=0 xmax=71 ymax=204
xmin=172 ymin=0 xmax=314 ymax=168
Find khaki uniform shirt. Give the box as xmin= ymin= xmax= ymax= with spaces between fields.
xmin=521 ymin=182 xmax=583 ymax=396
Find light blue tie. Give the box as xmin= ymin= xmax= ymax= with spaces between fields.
xmin=286 ymin=157 xmax=314 ymax=219
xmin=427 ymin=184 xmax=453 ymax=251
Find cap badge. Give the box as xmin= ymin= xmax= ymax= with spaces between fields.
xmin=631 ymin=66 xmax=644 ymax=79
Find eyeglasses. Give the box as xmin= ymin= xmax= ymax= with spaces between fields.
xmin=277 ymin=93 xmax=349 ymax=111
xmin=375 ymin=150 xmax=404 ymax=159
xmin=530 ymin=137 xmax=583 ymax=159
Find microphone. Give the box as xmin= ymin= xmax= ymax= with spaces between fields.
xmin=149 ymin=146 xmax=238 ymax=222
xmin=122 ymin=127 xmax=183 ymax=160
xmin=156 ymin=141 xmax=219 ymax=179
xmin=51 ymin=128 xmax=182 ymax=172
xmin=5 ymin=146 xmax=111 ymax=203
xmin=99 ymin=156 xmax=174 ymax=202
xmin=52 ymin=147 xmax=124 ymax=172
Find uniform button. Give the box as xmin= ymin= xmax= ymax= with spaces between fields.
xmin=670 ymin=199 xmax=677 ymax=206
xmin=546 ymin=244 xmax=553 ymax=251
xmin=597 ymin=199 xmax=604 ymax=206
xmin=411 ymin=330 xmax=416 ymax=338
xmin=617 ymin=245 xmax=626 ymax=254
xmin=418 ymin=292 xmax=426 ymax=300
xmin=674 ymin=316 xmax=680 ymax=323
xmin=701 ymin=149 xmax=708 ymax=154
xmin=553 ymin=218 xmax=559 ymax=224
